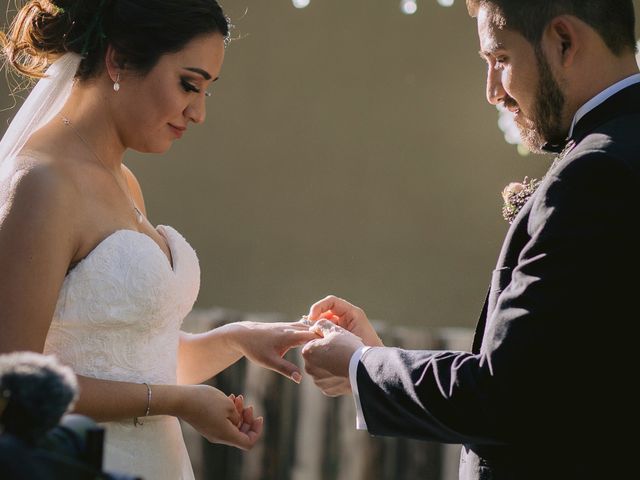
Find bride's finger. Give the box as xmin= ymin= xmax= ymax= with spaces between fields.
xmin=281 ymin=329 xmax=322 ymax=345
xmin=226 ymin=403 xmax=242 ymax=428
xmin=242 ymin=405 xmax=254 ymax=425
xmin=222 ymin=418 xmax=256 ymax=450
xmin=243 ymin=417 xmax=264 ymax=445
xmin=239 ymin=406 xmax=256 ymax=434
xmin=261 ymin=353 xmax=305 ymax=383
xmin=233 ymin=395 xmax=245 ymax=424
xmin=246 ymin=416 xmax=263 ymax=441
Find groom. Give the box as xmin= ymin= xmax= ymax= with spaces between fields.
xmin=301 ymin=1 xmax=639 ymax=479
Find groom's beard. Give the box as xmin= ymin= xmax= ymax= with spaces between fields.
xmin=517 ymin=50 xmax=567 ymax=153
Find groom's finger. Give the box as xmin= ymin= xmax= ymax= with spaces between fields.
xmin=308 ymin=295 xmax=350 ymax=320
xmin=310 ymin=319 xmax=342 ymax=338
xmin=302 ymin=339 xmax=334 ymax=374
xmin=303 ymin=360 xmax=334 ymax=381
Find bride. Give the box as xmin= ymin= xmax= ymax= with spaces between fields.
xmin=0 ymin=1 xmax=316 ymax=479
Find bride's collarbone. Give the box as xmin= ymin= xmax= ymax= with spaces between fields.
xmin=12 ymin=149 xmax=173 ymax=271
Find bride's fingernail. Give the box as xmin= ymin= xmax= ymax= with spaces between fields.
xmin=291 ymin=372 xmax=302 ymax=384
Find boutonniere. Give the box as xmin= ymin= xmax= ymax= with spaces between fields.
xmin=501 ymin=176 xmax=540 ymax=224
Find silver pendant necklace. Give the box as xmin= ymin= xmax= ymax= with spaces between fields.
xmin=61 ymin=116 xmax=144 ymax=224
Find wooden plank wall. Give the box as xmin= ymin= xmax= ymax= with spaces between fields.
xmin=181 ymin=308 xmax=473 ymax=480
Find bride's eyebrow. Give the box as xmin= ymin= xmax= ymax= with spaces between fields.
xmin=183 ymin=67 xmax=215 ymax=81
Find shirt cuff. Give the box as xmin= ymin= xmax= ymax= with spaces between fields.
xmin=349 ymin=346 xmax=372 ymax=430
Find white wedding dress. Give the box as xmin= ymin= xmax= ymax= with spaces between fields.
xmin=43 ymin=225 xmax=200 ymax=480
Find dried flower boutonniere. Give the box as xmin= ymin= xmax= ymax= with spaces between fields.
xmin=501 ymin=176 xmax=540 ymax=224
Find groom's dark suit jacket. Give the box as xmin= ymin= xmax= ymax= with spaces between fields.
xmin=356 ymin=83 xmax=640 ymax=479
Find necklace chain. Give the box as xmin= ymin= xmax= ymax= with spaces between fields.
xmin=61 ymin=116 xmax=144 ymax=224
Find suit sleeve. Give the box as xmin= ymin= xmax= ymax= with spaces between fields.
xmin=356 ymin=150 xmax=639 ymax=445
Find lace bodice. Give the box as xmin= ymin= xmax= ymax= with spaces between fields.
xmin=43 ymin=225 xmax=200 ymax=479
xmin=44 ymin=225 xmax=200 ymax=384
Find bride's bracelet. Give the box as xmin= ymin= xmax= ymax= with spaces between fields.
xmin=134 ymin=382 xmax=152 ymax=427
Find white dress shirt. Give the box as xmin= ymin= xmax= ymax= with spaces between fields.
xmin=568 ymin=73 xmax=640 ymax=138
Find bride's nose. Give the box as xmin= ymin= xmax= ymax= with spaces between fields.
xmin=185 ymin=96 xmax=206 ymax=124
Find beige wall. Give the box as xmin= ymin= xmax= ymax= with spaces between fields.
xmin=2 ymin=0 xmax=639 ymax=327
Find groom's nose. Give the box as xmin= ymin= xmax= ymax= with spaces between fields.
xmin=486 ymin=66 xmax=506 ymax=106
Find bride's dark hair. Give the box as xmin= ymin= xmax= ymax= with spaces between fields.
xmin=0 ymin=0 xmax=230 ymax=79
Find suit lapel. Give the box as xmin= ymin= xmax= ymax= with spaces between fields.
xmin=471 ymin=82 xmax=640 ymax=356
xmin=471 ymin=192 xmax=537 ymax=353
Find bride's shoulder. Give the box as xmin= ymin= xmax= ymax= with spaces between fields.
xmin=1 ymin=152 xmax=79 ymax=215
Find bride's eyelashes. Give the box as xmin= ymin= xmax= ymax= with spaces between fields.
xmin=180 ymin=78 xmax=212 ymax=97
xmin=180 ymin=78 xmax=199 ymax=93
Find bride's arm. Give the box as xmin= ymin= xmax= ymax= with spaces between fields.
xmin=73 ymin=376 xmax=186 ymax=421
xmin=0 ymin=163 xmax=77 ymax=354
xmin=0 ymin=165 xmax=262 ymax=449
xmin=73 ymin=375 xmax=262 ymax=449
xmin=177 ymin=322 xmax=319 ymax=385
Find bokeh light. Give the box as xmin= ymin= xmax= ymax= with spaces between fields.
xmin=400 ymin=0 xmax=418 ymax=15
xmin=292 ymin=0 xmax=311 ymax=9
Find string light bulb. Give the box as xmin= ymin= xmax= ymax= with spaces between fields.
xmin=292 ymin=0 xmax=310 ymax=8
xmin=437 ymin=0 xmax=455 ymax=6
xmin=400 ymin=0 xmax=418 ymax=15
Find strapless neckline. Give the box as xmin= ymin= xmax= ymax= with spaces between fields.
xmin=67 ymin=226 xmax=176 ymax=279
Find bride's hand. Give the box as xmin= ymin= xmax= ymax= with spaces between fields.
xmin=307 ymin=295 xmax=384 ymax=347
xmin=226 ymin=321 xmax=319 ymax=383
xmin=229 ymin=393 xmax=259 ymax=435
xmin=177 ymin=385 xmax=263 ymax=450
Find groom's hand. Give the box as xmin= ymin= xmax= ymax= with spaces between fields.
xmin=307 ymin=295 xmax=384 ymax=347
xmin=301 ymin=320 xmax=365 ymax=397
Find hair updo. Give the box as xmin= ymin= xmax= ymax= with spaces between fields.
xmin=0 ymin=0 xmax=230 ymax=80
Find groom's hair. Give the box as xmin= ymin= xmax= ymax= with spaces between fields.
xmin=466 ymin=0 xmax=637 ymax=56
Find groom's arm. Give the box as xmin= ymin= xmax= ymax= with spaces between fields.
xmin=303 ymin=321 xmax=504 ymax=443
xmin=318 ymin=150 xmax=640 ymax=445
xmin=354 ymin=347 xmax=505 ymax=444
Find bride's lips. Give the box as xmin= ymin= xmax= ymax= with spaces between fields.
xmin=168 ymin=124 xmax=186 ymax=139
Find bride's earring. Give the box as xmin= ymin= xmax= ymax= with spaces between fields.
xmin=113 ymin=73 xmax=121 ymax=92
